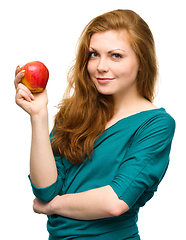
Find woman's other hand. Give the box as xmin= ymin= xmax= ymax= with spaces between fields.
xmin=33 ymin=197 xmax=52 ymax=215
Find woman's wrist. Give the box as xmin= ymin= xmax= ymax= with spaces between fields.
xmin=50 ymin=195 xmax=61 ymax=215
xmin=30 ymin=107 xmax=48 ymax=126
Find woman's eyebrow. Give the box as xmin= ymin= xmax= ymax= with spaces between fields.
xmin=89 ymin=47 xmax=97 ymax=51
xmin=89 ymin=47 xmax=125 ymax=53
xmin=108 ymin=49 xmax=125 ymax=53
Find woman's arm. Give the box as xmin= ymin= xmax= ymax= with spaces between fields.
xmin=15 ymin=66 xmax=57 ymax=188
xmin=33 ymin=185 xmax=129 ymax=220
xmin=29 ymin=109 xmax=57 ymax=188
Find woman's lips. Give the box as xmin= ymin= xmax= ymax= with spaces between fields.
xmin=97 ymin=78 xmax=114 ymax=83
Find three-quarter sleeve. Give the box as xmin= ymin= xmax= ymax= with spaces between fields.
xmin=110 ymin=113 xmax=175 ymax=208
xmin=28 ymin=132 xmax=66 ymax=202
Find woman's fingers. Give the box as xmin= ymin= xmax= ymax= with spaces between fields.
xmin=16 ymin=83 xmax=34 ymax=100
xmin=14 ymin=64 xmax=35 ymax=102
xmin=15 ymin=65 xmax=20 ymax=77
xmin=16 ymin=88 xmax=31 ymax=103
xmin=16 ymin=84 xmax=31 ymax=103
xmin=14 ymin=68 xmax=25 ymax=89
xmin=16 ymin=83 xmax=34 ymax=104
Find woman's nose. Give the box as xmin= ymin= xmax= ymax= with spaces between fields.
xmin=97 ymin=58 xmax=109 ymax=73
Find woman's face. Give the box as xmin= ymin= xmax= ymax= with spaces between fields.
xmin=87 ymin=30 xmax=140 ymax=97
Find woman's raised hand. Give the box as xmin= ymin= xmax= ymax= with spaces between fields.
xmin=14 ymin=65 xmax=48 ymax=117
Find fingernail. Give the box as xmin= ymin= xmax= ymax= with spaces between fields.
xmin=20 ymin=70 xmax=25 ymax=75
xmin=31 ymin=94 xmax=35 ymax=100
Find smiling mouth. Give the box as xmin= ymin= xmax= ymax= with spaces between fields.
xmin=97 ymin=78 xmax=115 ymax=83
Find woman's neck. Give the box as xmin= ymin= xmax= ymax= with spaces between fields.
xmin=105 ymin=90 xmax=157 ymax=130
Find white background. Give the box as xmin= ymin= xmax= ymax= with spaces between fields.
xmin=0 ymin=0 xmax=185 ymax=239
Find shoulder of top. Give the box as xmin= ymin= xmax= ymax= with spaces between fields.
xmin=145 ymin=108 xmax=176 ymax=131
xmin=154 ymin=109 xmax=175 ymax=124
xmin=133 ymin=109 xmax=176 ymax=141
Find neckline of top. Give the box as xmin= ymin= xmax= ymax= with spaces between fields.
xmin=105 ymin=107 xmax=165 ymax=132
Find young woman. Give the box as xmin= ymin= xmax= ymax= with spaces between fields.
xmin=14 ymin=9 xmax=175 ymax=240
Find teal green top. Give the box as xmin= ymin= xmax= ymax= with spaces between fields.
xmin=29 ymin=108 xmax=175 ymax=240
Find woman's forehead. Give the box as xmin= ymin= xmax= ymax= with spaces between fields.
xmin=89 ymin=30 xmax=131 ymax=51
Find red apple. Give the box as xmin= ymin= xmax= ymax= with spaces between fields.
xmin=20 ymin=61 xmax=49 ymax=93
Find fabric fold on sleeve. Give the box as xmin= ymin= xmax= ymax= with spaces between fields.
xmin=28 ymin=174 xmax=64 ymax=202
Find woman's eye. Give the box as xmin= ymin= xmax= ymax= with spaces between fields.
xmin=89 ymin=52 xmax=98 ymax=58
xmin=112 ymin=54 xmax=122 ymax=59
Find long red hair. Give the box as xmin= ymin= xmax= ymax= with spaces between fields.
xmin=52 ymin=9 xmax=158 ymax=164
